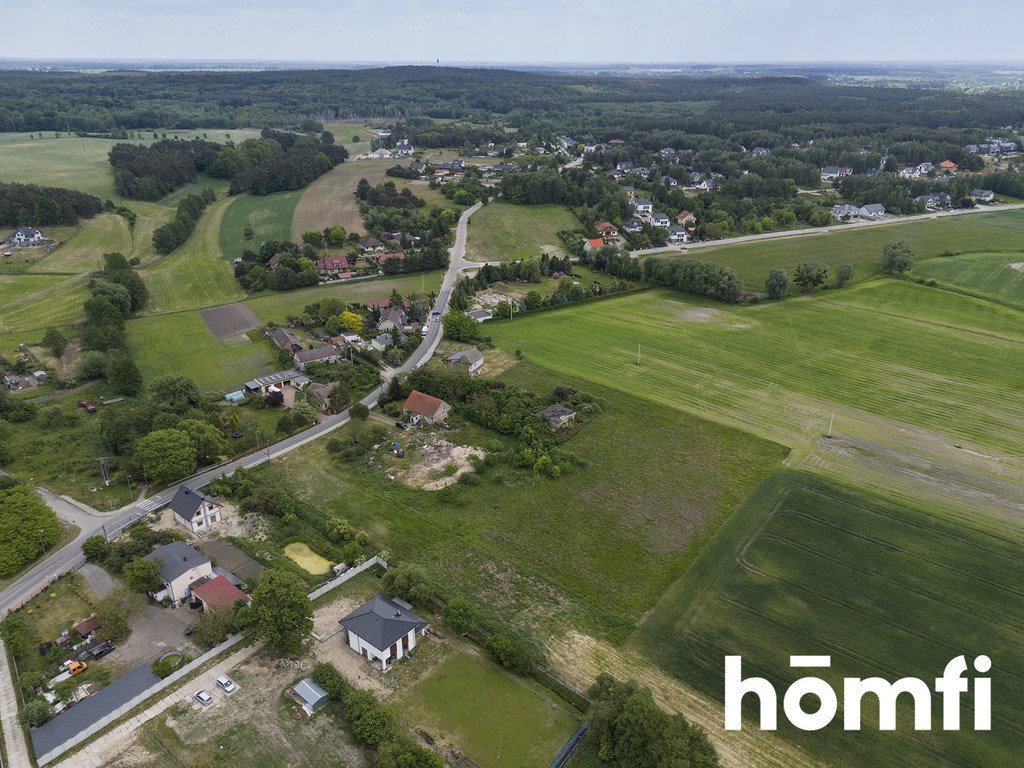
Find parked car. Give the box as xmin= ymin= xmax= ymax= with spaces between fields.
xmin=395 ymin=422 xmax=408 ymax=430
xmin=77 ymin=399 xmax=97 ymax=413
xmin=215 ymin=675 xmax=237 ymax=693
xmin=67 ymin=661 xmax=87 ymax=676
xmin=89 ymin=641 xmax=115 ymax=659
xmin=184 ymin=623 xmax=196 ymax=636
xmin=194 ymin=689 xmax=213 ymax=706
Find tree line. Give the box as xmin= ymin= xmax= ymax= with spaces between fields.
xmin=152 ymin=187 xmax=216 ymax=254
xmin=0 ymin=182 xmax=104 ymax=227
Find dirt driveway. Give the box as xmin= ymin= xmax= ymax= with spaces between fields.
xmin=106 ymin=603 xmax=201 ymax=675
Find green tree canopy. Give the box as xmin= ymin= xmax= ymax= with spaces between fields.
xmin=248 ymin=570 xmax=312 ymax=655
xmin=122 ymin=556 xmax=163 ymax=593
xmin=105 ymin=349 xmax=143 ymax=395
xmin=149 ymin=375 xmax=203 ymax=414
xmin=178 ymin=418 xmax=228 ymax=465
xmin=882 ymin=241 xmax=913 ymax=274
xmin=133 ymin=428 xmax=197 ymax=484
xmin=0 ymin=484 xmax=61 ymax=577
xmin=792 ymin=261 xmax=828 ymax=293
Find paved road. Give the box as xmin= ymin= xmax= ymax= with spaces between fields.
xmin=628 ymin=201 xmax=1024 ymax=257
xmin=0 ymin=202 xmax=485 ymax=619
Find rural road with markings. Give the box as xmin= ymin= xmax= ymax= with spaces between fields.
xmin=0 ymin=201 xmax=484 ymax=618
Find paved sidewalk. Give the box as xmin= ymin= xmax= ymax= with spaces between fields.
xmin=52 ymin=641 xmax=262 ymax=768
xmin=0 ymin=638 xmax=33 ymax=768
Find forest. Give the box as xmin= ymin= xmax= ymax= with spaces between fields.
xmin=0 ymin=182 xmax=104 ymax=226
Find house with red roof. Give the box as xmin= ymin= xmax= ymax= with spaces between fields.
xmin=677 ymin=210 xmax=696 ymax=226
xmin=402 ymin=390 xmax=450 ymax=425
xmin=191 ymin=575 xmax=251 ymax=612
xmin=315 ymin=255 xmax=350 ymax=277
xmin=595 ymin=221 xmax=619 ymax=239
xmin=583 ymin=237 xmax=606 ymax=252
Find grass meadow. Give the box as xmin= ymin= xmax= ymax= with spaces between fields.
xmin=127 ymin=310 xmax=275 ymax=391
xmin=219 ymin=190 xmax=303 ymax=258
xmin=913 ymin=251 xmax=1024 ymax=308
xmin=270 ymin=360 xmax=785 ymax=639
xmin=290 ymin=159 xmax=392 ymax=238
xmin=677 ymin=208 xmax=1024 ymax=292
xmin=394 ymin=651 xmax=582 ymax=768
xmin=635 ymin=470 xmax=1024 ymax=767
xmin=465 ymin=201 xmax=578 ymax=262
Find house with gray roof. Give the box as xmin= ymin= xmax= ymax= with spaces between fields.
xmin=446 ymin=347 xmax=484 ymax=375
xmin=539 ymin=404 xmax=577 ymax=429
xmin=972 ymin=189 xmax=995 ymax=203
xmin=292 ymin=677 xmax=330 ymax=715
xmin=5 ymin=226 xmax=45 ymax=246
xmin=339 ymin=595 xmax=430 ymax=669
xmin=164 ymin=486 xmax=221 ymax=534
xmin=144 ymin=541 xmax=213 ymax=605
xmin=293 ymin=345 xmax=338 ymax=371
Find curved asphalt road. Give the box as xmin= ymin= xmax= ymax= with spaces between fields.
xmin=0 ymin=201 xmax=484 ymax=617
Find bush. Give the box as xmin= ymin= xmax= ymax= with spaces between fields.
xmin=312 ymin=662 xmax=350 ymax=700
xmin=484 ymin=630 xmax=542 ymax=676
xmin=82 ymin=535 xmax=109 ymax=561
xmin=349 ymin=402 xmax=370 ymax=421
xmin=19 ymin=698 xmax=54 ymax=727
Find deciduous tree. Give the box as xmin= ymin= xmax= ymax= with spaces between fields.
xmin=248 ymin=570 xmax=312 ymax=655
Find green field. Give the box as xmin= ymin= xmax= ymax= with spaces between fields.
xmin=913 ymin=251 xmax=1024 ymax=308
xmin=219 ymin=190 xmax=303 ymax=259
xmin=140 ymin=196 xmax=246 ymax=314
xmin=272 ymin=361 xmax=784 ymax=637
xmin=636 ymin=470 xmax=1024 ymax=767
xmin=486 ymin=281 xmax=1024 ymax=523
xmin=394 ymin=652 xmax=582 ymax=767
xmin=466 ymin=201 xmax=578 ymax=262
xmin=674 ymin=209 xmax=1024 ymax=293
xmin=127 ymin=311 xmax=274 ymax=391
xmin=244 ymin=272 xmax=444 ymax=323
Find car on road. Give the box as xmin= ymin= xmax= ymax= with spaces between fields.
xmin=77 ymin=399 xmax=97 ymax=413
xmin=194 ymin=689 xmax=213 ymax=706
xmin=421 ymin=325 xmax=429 ymax=337
xmin=431 ymin=310 xmax=441 ymax=316
xmin=215 ymin=675 xmax=237 ymax=693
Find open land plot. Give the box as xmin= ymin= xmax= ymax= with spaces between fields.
xmin=636 ymin=470 xmax=1024 ymax=768
xmin=244 ymin=271 xmax=444 ymax=323
xmin=393 ymin=651 xmax=581 ymax=768
xmin=127 ymin=310 xmax=274 ymax=391
xmin=465 ymin=201 xmax=578 ymax=262
xmin=667 ymin=208 xmax=1024 ymax=293
xmin=913 ymin=250 xmax=1024 ymax=308
xmin=268 ymin=360 xmax=786 ymax=638
xmin=486 ymin=281 xmax=1024 ymax=525
xmin=139 ymin=197 xmax=246 ymax=315
xmin=218 ymin=190 xmax=303 ymax=259
xmin=197 ymin=302 xmax=262 ymax=339
xmin=290 ymin=159 xmax=392 ymax=238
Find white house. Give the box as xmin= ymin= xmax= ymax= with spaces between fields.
xmin=339 ymin=595 xmax=430 ymax=670
xmin=144 ymin=541 xmax=213 ymax=605
xmin=165 ymin=486 xmax=221 ymax=534
xmin=446 ymin=348 xmax=484 ymax=375
xmin=633 ymin=198 xmax=653 ymax=215
xmin=293 ymin=345 xmax=339 ymax=371
xmin=366 ymin=147 xmax=393 ymax=160
xmin=972 ymin=189 xmax=995 ymax=203
xmin=650 ymin=211 xmax=671 ymax=228
xmin=667 ymin=225 xmax=688 ymax=243
xmin=820 ymin=166 xmax=853 ymax=182
xmin=831 ymin=204 xmax=861 ymax=220
xmin=6 ymin=227 xmax=45 ymax=246
xmin=857 ymin=203 xmax=886 ymax=220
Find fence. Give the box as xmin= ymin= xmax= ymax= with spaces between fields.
xmin=36 ymin=633 xmax=244 ymax=766
xmin=549 ymin=719 xmax=591 ymax=768
xmin=307 ymin=556 xmax=388 ymax=601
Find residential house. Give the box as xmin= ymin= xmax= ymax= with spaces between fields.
xmin=751 ymin=147 xmax=771 ymax=157
xmin=972 ymin=189 xmax=996 ymax=203
xmin=376 ymin=306 xmax=408 ymax=334
xmin=243 ymin=370 xmax=310 ymax=395
xmin=265 ymin=254 xmax=282 ymax=270
xmin=370 ymin=333 xmax=393 ymax=352
xmin=269 ymin=327 xmax=302 ymax=353
xmin=864 ymin=168 xmax=881 ymax=178
xmin=858 ymin=203 xmax=886 ymax=220
xmin=660 ymin=175 xmax=679 ymax=187
xmin=339 ymin=595 xmax=430 ymax=671
xmin=649 ymin=211 xmax=670 ymax=228
xmin=667 ymin=225 xmax=688 ymax=243
xmin=376 ymin=130 xmax=392 ymax=139
xmin=693 ymin=178 xmax=717 ymax=192
xmin=914 ymin=192 xmax=952 ymax=211
xmin=144 ymin=541 xmax=214 ymax=605
xmin=366 ymin=147 xmax=393 ymax=160
xmin=917 ymin=162 xmax=935 ymax=175
xmin=292 ymin=678 xmax=330 ymax=715
xmin=402 ymin=390 xmax=450 ymax=425
xmin=446 ymin=348 xmax=484 ymax=376
xmin=377 ymin=251 xmax=405 ymax=267
xmin=315 ymin=256 xmax=350 ymax=278
xmin=938 ymin=160 xmax=958 ymax=173
xmin=583 ymin=237 xmax=606 ymax=252
xmin=365 ymin=297 xmax=391 ymax=311
xmin=410 ymin=160 xmax=425 ymax=173
xmin=831 ymin=204 xmax=862 ymax=221
xmin=622 ymin=185 xmax=636 ymax=200
xmin=676 ymin=211 xmax=696 ymax=227
xmin=293 ymin=346 xmax=338 ymax=371
xmin=165 ymin=486 xmax=221 ymax=534
xmin=615 ymin=161 xmax=634 ymax=172
xmin=595 ymin=221 xmax=619 ymax=238
xmin=633 ymin=198 xmax=653 ymax=215
xmin=393 ymin=139 xmax=414 ymax=157
xmin=622 ymin=217 xmax=644 ymax=234
xmin=308 ymin=381 xmax=339 ymax=410
xmin=5 ymin=226 xmax=45 ymax=246
xmin=190 ymin=575 xmax=250 ymax=612
xmin=466 ymin=309 xmax=492 ymax=323
xmin=359 ymin=237 xmax=386 ymax=253
xmin=898 ymin=166 xmax=921 ymax=180
xmin=539 ymin=404 xmax=577 ymax=429
xmin=820 ymin=166 xmax=853 ymax=182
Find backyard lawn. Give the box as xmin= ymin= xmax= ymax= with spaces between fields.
xmin=394 ymin=651 xmax=582 ymax=768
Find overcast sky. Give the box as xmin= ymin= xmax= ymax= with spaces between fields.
xmin=6 ymin=0 xmax=1024 ymax=64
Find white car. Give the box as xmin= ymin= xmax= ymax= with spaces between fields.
xmin=215 ymin=675 xmax=237 ymax=694
xmin=194 ymin=689 xmax=213 ymax=706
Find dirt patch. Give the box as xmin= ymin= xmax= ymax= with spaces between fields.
xmin=401 ymin=440 xmax=484 ymax=490
xmin=104 ymin=603 xmax=200 ymax=676
xmin=284 ymin=542 xmax=332 ymax=574
xmin=311 ymin=594 xmax=391 ymax=698
xmin=678 ymin=307 xmax=723 ymax=322
xmin=1010 ymin=262 xmax=1024 ymax=273
xmin=198 ymin=303 xmax=262 ymax=339
xmin=209 ymin=500 xmax=269 ymax=542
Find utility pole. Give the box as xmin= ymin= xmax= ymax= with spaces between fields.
xmin=827 ymin=410 xmax=835 ymax=439
xmin=636 ymin=340 xmax=641 ymax=366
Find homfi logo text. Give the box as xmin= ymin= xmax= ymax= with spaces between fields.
xmin=724 ymin=655 xmax=991 ymax=731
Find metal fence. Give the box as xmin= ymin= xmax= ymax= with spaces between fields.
xmin=549 ymin=719 xmax=591 ymax=768
xmin=307 ymin=556 xmax=388 ymax=601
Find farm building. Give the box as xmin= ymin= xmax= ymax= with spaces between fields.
xmin=339 ymin=595 xmax=430 ymax=670
xmin=165 ymin=485 xmax=222 ymax=534
xmin=243 ymin=370 xmax=310 ymax=395
xmin=466 ymin=309 xmax=492 ymax=323
xmin=269 ymin=327 xmax=302 ymax=353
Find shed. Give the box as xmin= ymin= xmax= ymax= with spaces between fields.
xmin=293 ymin=677 xmax=330 ymax=714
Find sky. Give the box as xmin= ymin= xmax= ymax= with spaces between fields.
xmin=6 ymin=0 xmax=1024 ymax=64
